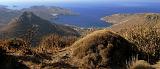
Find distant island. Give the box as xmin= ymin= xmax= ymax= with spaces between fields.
xmin=101 ymin=13 xmax=160 ymax=32
xmin=0 ymin=5 xmax=77 ymax=26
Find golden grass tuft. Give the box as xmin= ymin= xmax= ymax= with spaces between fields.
xmin=153 ymin=61 xmax=160 ymax=69
xmin=128 ymin=60 xmax=154 ymax=69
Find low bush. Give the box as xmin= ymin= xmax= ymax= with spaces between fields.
xmin=121 ymin=25 xmax=160 ymax=64
xmin=35 ymin=34 xmax=77 ymax=53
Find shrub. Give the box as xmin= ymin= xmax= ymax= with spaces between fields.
xmin=121 ymin=25 xmax=160 ymax=64
xmin=35 ymin=34 xmax=77 ymax=53
xmin=0 ymin=44 xmax=29 ymax=69
xmin=0 ymin=38 xmax=31 ymax=55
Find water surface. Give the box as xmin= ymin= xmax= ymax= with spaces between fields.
xmin=2 ymin=2 xmax=160 ymax=28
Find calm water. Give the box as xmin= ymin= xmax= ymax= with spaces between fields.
xmin=3 ymin=2 xmax=160 ymax=28
xmin=57 ymin=5 xmax=160 ymax=27
xmin=54 ymin=4 xmax=160 ymax=28
xmin=55 ymin=6 xmax=111 ymax=28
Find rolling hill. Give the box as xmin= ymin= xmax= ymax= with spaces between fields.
xmin=102 ymin=13 xmax=160 ymax=32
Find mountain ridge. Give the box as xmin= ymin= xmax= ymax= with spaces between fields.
xmin=0 ymin=11 xmax=79 ymax=41
xmin=0 ymin=5 xmax=75 ymax=25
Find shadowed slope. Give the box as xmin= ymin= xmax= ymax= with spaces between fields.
xmin=0 ymin=48 xmax=29 ymax=69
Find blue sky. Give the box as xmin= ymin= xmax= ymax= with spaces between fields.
xmin=0 ymin=0 xmax=160 ymax=8
xmin=0 ymin=0 xmax=160 ymax=3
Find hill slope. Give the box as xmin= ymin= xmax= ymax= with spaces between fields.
xmin=0 ymin=11 xmax=79 ymax=40
xmin=0 ymin=5 xmax=75 ymax=25
xmin=50 ymin=29 xmax=137 ymax=69
xmin=102 ymin=13 xmax=160 ymax=32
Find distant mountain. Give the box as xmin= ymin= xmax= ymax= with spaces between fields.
xmin=21 ymin=6 xmax=76 ymax=21
xmin=102 ymin=13 xmax=160 ymax=32
xmin=0 ymin=5 xmax=75 ymax=25
xmin=0 ymin=7 xmax=20 ymax=25
xmin=0 ymin=11 xmax=79 ymax=39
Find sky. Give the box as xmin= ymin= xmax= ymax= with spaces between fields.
xmin=0 ymin=0 xmax=160 ymax=3
xmin=0 ymin=0 xmax=160 ymax=8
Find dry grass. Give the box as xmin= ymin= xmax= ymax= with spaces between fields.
xmin=0 ymin=41 xmax=29 ymax=69
xmin=70 ymin=29 xmax=137 ymax=68
xmin=120 ymin=25 xmax=160 ymax=64
xmin=0 ymin=38 xmax=32 ymax=55
xmin=34 ymin=34 xmax=77 ymax=54
xmin=0 ymin=38 xmax=51 ymax=69
xmin=1 ymin=22 xmax=160 ymax=69
xmin=127 ymin=58 xmax=160 ymax=69
xmin=0 ymin=33 xmax=78 ymax=69
xmin=153 ymin=61 xmax=160 ymax=69
xmin=128 ymin=60 xmax=154 ymax=69
xmin=121 ymin=25 xmax=160 ymax=54
xmin=126 ymin=55 xmax=155 ymax=69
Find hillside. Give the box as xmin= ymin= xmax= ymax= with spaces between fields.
xmin=102 ymin=13 xmax=160 ymax=32
xmin=21 ymin=6 xmax=76 ymax=21
xmin=0 ymin=6 xmax=20 ymax=25
xmin=30 ymin=29 xmax=160 ymax=69
xmin=0 ymin=5 xmax=75 ymax=26
xmin=0 ymin=28 xmax=160 ymax=69
xmin=0 ymin=12 xmax=79 ymax=43
xmin=0 ymin=29 xmax=138 ymax=69
xmin=68 ymin=29 xmax=138 ymax=69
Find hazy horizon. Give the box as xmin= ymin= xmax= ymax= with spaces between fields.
xmin=0 ymin=0 xmax=160 ymax=3
xmin=0 ymin=0 xmax=160 ymax=6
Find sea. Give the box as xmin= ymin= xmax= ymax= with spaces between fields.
xmin=2 ymin=2 xmax=160 ymax=28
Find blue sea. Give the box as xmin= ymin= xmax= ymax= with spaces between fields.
xmin=2 ymin=2 xmax=160 ymax=28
